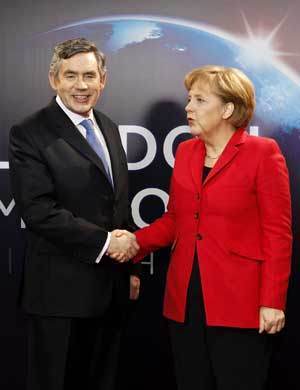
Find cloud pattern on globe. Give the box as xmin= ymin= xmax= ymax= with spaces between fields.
xmin=45 ymin=15 xmax=300 ymax=133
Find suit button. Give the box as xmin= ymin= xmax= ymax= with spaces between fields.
xmin=196 ymin=233 xmax=202 ymax=240
xmin=194 ymin=212 xmax=199 ymax=219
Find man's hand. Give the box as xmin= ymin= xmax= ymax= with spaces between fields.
xmin=259 ymin=306 xmax=285 ymax=334
xmin=107 ymin=230 xmax=139 ymax=262
xmin=130 ymin=275 xmax=141 ymax=300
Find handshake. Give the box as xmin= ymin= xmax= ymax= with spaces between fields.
xmin=106 ymin=229 xmax=140 ymax=263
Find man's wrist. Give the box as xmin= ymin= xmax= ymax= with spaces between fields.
xmin=95 ymin=232 xmax=111 ymax=263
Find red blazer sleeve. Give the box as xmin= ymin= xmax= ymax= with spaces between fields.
xmin=133 ymin=176 xmax=176 ymax=263
xmin=257 ymin=139 xmax=292 ymax=309
xmin=133 ymin=145 xmax=185 ymax=263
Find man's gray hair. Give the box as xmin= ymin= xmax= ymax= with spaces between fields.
xmin=49 ymin=37 xmax=106 ymax=78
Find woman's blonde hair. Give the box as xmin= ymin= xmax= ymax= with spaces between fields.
xmin=184 ymin=65 xmax=255 ymax=128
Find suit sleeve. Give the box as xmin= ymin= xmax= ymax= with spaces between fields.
xmin=9 ymin=124 xmax=108 ymax=264
xmin=256 ymin=139 xmax=292 ymax=309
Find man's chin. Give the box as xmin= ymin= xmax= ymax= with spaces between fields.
xmin=70 ymin=105 xmax=92 ymax=116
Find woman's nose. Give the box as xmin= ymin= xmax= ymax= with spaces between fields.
xmin=185 ymin=101 xmax=192 ymax=112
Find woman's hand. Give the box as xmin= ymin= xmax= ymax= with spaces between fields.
xmin=259 ymin=306 xmax=285 ymax=334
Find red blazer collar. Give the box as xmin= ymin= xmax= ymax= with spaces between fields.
xmin=190 ymin=128 xmax=247 ymax=191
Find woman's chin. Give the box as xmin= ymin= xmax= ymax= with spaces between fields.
xmin=190 ymin=128 xmax=203 ymax=138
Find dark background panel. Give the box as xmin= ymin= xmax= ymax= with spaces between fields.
xmin=1 ymin=1 xmax=300 ymax=389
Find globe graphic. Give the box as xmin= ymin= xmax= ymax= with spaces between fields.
xmin=42 ymin=16 xmax=300 ymax=130
xmin=35 ymin=15 xmax=299 ymax=221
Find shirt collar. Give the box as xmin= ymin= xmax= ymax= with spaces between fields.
xmin=56 ymin=95 xmax=96 ymax=126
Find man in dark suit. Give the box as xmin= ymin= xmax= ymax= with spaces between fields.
xmin=9 ymin=38 xmax=139 ymax=390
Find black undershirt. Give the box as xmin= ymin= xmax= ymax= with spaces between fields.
xmin=202 ymin=165 xmax=212 ymax=182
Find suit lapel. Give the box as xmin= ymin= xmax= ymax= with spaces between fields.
xmin=94 ymin=110 xmax=123 ymax=197
xmin=190 ymin=139 xmax=206 ymax=193
xmin=203 ymin=128 xmax=247 ymax=186
xmin=45 ymin=100 xmax=114 ymax=189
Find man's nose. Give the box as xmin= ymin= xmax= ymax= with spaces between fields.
xmin=75 ymin=77 xmax=88 ymax=89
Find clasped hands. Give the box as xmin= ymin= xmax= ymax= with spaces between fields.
xmin=106 ymin=229 xmax=139 ymax=262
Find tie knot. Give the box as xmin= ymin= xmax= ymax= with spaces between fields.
xmin=80 ymin=119 xmax=94 ymax=134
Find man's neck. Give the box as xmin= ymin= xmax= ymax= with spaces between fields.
xmin=56 ymin=95 xmax=93 ymax=125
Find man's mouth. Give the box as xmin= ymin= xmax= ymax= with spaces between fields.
xmin=73 ymin=95 xmax=89 ymax=103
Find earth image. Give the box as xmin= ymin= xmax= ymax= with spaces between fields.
xmin=40 ymin=15 xmax=300 ymax=131
xmin=32 ymin=15 xmax=299 ymax=228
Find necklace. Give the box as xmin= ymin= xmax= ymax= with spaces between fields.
xmin=205 ymin=154 xmax=220 ymax=159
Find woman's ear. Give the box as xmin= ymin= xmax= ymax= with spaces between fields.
xmin=223 ymin=102 xmax=234 ymax=119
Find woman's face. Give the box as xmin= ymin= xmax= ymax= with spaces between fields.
xmin=185 ymin=83 xmax=227 ymax=138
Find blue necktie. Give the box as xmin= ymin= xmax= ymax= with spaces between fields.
xmin=80 ymin=119 xmax=113 ymax=186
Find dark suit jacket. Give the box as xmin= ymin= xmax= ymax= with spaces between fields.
xmin=9 ymin=99 xmax=132 ymax=317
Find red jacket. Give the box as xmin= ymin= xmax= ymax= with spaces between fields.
xmin=134 ymin=129 xmax=292 ymax=328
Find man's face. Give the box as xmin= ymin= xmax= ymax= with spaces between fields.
xmin=49 ymin=52 xmax=106 ymax=117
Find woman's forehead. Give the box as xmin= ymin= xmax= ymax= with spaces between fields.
xmin=189 ymin=81 xmax=212 ymax=95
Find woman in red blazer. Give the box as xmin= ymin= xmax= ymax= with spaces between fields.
xmin=113 ymin=66 xmax=292 ymax=390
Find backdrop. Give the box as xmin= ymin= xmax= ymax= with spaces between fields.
xmin=1 ymin=1 xmax=300 ymax=388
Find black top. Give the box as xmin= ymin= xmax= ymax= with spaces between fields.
xmin=202 ymin=166 xmax=212 ymax=182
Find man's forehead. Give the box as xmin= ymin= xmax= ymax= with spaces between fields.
xmin=60 ymin=52 xmax=97 ymax=67
xmin=58 ymin=58 xmax=99 ymax=76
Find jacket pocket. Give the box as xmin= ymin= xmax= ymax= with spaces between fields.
xmin=228 ymin=246 xmax=264 ymax=262
xmin=37 ymin=238 xmax=66 ymax=255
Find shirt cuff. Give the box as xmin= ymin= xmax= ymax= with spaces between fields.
xmin=95 ymin=232 xmax=111 ymax=263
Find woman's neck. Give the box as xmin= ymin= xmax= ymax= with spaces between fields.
xmin=202 ymin=125 xmax=236 ymax=167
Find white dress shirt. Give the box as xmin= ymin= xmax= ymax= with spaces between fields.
xmin=56 ymin=95 xmax=111 ymax=263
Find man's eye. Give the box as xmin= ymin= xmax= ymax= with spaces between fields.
xmin=66 ymin=75 xmax=75 ymax=80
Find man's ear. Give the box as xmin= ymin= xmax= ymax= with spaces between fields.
xmin=48 ymin=72 xmax=57 ymax=91
xmin=223 ymin=102 xmax=234 ymax=120
xmin=100 ymin=72 xmax=107 ymax=90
